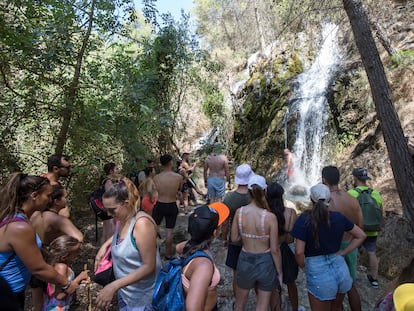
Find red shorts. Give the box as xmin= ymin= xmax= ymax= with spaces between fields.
xmin=141 ymin=196 xmax=158 ymax=212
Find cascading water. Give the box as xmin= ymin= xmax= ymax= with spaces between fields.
xmin=288 ymin=23 xmax=343 ymax=188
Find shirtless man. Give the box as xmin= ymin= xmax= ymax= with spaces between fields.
xmin=43 ymin=154 xmax=72 ymax=218
xmin=322 ymin=166 xmax=364 ymax=311
xmin=284 ymin=148 xmax=295 ymax=183
xmin=153 ymin=154 xmax=183 ymax=259
xmin=181 ymin=152 xmax=204 ymax=197
xmin=203 ymin=146 xmax=231 ymax=202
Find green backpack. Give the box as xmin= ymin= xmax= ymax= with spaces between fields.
xmin=355 ymin=188 xmax=382 ymax=232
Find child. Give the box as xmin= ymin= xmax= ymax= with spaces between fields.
xmin=43 ymin=235 xmax=89 ymax=311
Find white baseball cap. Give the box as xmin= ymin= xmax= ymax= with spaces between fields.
xmin=310 ymin=183 xmax=331 ymax=205
xmin=248 ymin=174 xmax=267 ymax=190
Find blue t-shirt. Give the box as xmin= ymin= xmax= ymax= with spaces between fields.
xmin=291 ymin=211 xmax=354 ymax=257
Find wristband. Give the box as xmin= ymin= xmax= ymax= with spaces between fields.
xmin=61 ymin=281 xmax=71 ymax=292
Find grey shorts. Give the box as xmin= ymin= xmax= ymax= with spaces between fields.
xmin=236 ymin=251 xmax=277 ymax=292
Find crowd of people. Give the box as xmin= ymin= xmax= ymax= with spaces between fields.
xmin=1 ymin=150 xmax=413 ymax=311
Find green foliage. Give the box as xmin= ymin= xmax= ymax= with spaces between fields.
xmin=391 ymin=50 xmax=414 ymax=68
xmin=0 ymin=0 xmax=212 ymax=206
xmin=202 ymin=91 xmax=225 ymax=122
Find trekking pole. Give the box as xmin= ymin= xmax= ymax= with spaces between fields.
xmin=84 ymin=264 xmax=92 ymax=311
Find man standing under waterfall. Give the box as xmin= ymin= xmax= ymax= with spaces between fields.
xmin=203 ymin=144 xmax=231 ymax=202
xmin=284 ymin=149 xmax=295 ymax=183
xmin=322 ymin=166 xmax=364 ymax=311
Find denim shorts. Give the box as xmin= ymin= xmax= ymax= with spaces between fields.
xmin=362 ymin=236 xmax=377 ymax=252
xmin=237 ymin=251 xmax=277 ymax=291
xmin=305 ymin=254 xmax=352 ymax=300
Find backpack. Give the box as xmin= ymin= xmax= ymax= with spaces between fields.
xmin=88 ymin=178 xmax=112 ymax=221
xmin=355 ymin=188 xmax=382 ymax=232
xmin=152 ymin=250 xmax=213 ymax=311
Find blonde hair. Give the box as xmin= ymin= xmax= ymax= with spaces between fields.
xmin=103 ymin=177 xmax=140 ymax=215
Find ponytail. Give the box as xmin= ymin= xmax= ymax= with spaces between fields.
xmin=249 ymin=185 xmax=269 ymax=211
xmin=0 ymin=173 xmax=49 ymax=221
xmin=103 ymin=177 xmax=140 ymax=215
xmin=309 ymin=200 xmax=330 ymax=248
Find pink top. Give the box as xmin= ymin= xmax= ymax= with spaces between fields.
xmin=181 ymin=258 xmax=220 ymax=290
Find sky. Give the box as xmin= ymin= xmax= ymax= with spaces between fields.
xmin=136 ymin=0 xmax=195 ymax=21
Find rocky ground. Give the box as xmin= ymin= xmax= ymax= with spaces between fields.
xmin=23 ymin=202 xmax=401 ymax=311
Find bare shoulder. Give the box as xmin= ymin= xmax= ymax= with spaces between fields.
xmin=266 ymin=210 xmax=277 ymax=222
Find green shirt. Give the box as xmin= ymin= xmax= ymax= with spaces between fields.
xmin=223 ymin=190 xmax=251 ymax=244
xmin=348 ymin=185 xmax=382 ymax=236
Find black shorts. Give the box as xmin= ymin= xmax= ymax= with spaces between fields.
xmin=225 ymin=244 xmax=242 ymax=270
xmin=152 ymin=202 xmax=179 ymax=229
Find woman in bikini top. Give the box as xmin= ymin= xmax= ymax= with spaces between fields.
xmin=176 ymin=203 xmax=229 ymax=311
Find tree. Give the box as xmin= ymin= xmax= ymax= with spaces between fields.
xmin=342 ymin=0 xmax=414 ymax=231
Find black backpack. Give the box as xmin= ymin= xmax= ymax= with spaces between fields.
xmin=88 ymin=178 xmax=112 ymax=221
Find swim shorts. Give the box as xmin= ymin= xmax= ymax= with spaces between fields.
xmin=152 ymin=202 xmax=178 ymax=229
xmin=207 ymin=177 xmax=226 ymax=198
xmin=237 ymin=251 xmax=277 ymax=292
xmin=305 ymin=254 xmax=352 ymax=301
xmin=341 ymin=241 xmax=357 ymax=281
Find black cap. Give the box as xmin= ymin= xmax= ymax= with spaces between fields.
xmin=188 ymin=205 xmax=219 ymax=243
xmin=352 ymin=167 xmax=371 ymax=181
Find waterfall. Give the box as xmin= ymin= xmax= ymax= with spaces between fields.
xmin=289 ymin=23 xmax=343 ymax=188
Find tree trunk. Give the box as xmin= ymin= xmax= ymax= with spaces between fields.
xmin=55 ymin=0 xmax=96 ymax=154
xmin=342 ymin=0 xmax=414 ymax=231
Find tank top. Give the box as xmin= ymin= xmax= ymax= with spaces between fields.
xmin=0 ymin=213 xmax=42 ymax=293
xmin=43 ymin=267 xmax=75 ymax=311
xmin=111 ymin=214 xmax=162 ymax=307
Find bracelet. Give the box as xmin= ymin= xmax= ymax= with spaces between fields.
xmin=61 ymin=281 xmax=71 ymax=292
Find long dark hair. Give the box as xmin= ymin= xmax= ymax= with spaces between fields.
xmin=182 ymin=239 xmax=211 ymax=258
xmin=266 ymin=182 xmax=286 ymax=236
xmin=0 ymin=173 xmax=50 ymax=221
xmin=305 ymin=199 xmax=330 ymax=248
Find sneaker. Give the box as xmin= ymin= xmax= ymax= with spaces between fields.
xmin=298 ymin=306 xmax=306 ymax=311
xmin=367 ymin=274 xmax=379 ymax=288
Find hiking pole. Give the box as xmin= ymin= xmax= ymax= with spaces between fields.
xmin=84 ymin=264 xmax=92 ymax=311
